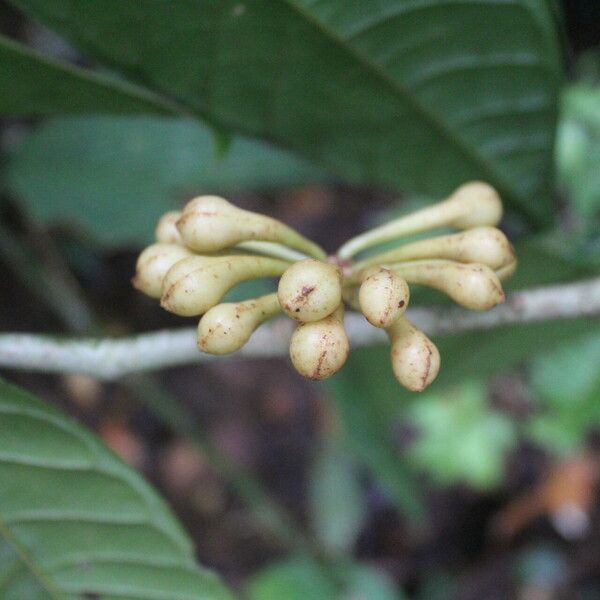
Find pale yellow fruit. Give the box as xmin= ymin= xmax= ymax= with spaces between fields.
xmin=289 ymin=306 xmax=349 ymax=380
xmin=278 ymin=259 xmax=342 ymax=322
xmin=132 ymin=243 xmax=193 ymax=299
xmin=161 ymin=255 xmax=288 ymax=317
xmin=355 ymin=227 xmax=515 ymax=272
xmin=358 ymin=268 xmax=409 ymax=328
xmin=197 ymin=293 xmax=280 ymax=355
xmin=391 ymin=259 xmax=505 ymax=311
xmin=338 ymin=181 xmax=503 ymax=258
xmin=387 ymin=318 xmax=440 ymax=392
xmin=447 ymin=182 xmax=503 ymax=229
xmin=155 ymin=211 xmax=183 ymax=244
xmin=496 ymin=259 xmax=517 ymax=281
xmin=177 ymin=195 xmax=326 ymax=258
xmin=154 ymin=210 xmax=304 ymax=262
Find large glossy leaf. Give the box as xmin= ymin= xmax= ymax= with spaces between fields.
xmin=8 ymin=0 xmax=561 ymax=219
xmin=2 ymin=115 xmax=326 ymax=246
xmin=0 ymin=34 xmax=170 ymax=115
xmin=0 ymin=379 xmax=233 ymax=600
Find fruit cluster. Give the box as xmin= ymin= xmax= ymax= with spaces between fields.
xmin=133 ymin=182 xmax=516 ymax=391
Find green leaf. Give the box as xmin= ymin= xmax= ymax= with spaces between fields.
xmin=540 ymin=83 xmax=600 ymax=268
xmin=0 ymin=379 xmax=233 ymax=600
xmin=405 ymin=381 xmax=517 ymax=489
xmin=7 ymin=0 xmax=561 ymax=219
xmin=340 ymin=563 xmax=403 ymax=600
xmin=247 ymin=558 xmax=337 ymax=600
xmin=556 ymin=84 xmax=600 ymax=221
xmin=3 ymin=115 xmax=327 ymax=246
xmin=308 ymin=441 xmax=367 ymax=556
xmin=531 ymin=331 xmax=600 ymax=404
xmin=526 ymin=331 xmax=600 ymax=454
xmin=0 ymin=34 xmax=171 ymax=115
xmin=247 ymin=557 xmax=403 ymax=600
xmin=526 ymin=399 xmax=600 ymax=456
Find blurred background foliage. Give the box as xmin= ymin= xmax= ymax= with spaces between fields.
xmin=0 ymin=1 xmax=600 ymax=599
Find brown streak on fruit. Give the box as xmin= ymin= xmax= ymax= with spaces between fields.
xmin=292 ymin=285 xmax=316 ymax=305
xmin=420 ymin=345 xmax=432 ymax=391
xmin=314 ymin=349 xmax=327 ymax=380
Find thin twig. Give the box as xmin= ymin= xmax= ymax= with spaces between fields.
xmin=1 ymin=277 xmax=599 ymax=380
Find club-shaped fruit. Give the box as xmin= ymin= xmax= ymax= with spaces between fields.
xmin=278 ymin=259 xmax=343 ymax=322
xmin=496 ymin=260 xmax=517 ymax=281
xmin=132 ymin=243 xmax=193 ymax=299
xmin=155 ymin=211 xmax=183 ymax=244
xmin=358 ymin=268 xmax=409 ymax=328
xmin=198 ymin=293 xmax=281 ymax=355
xmin=389 ymin=259 xmax=505 ymax=311
xmin=154 ymin=209 xmax=307 ymax=262
xmin=161 ymin=255 xmax=289 ymax=317
xmin=353 ymin=226 xmax=514 ymax=272
xmin=387 ymin=317 xmax=440 ymax=391
xmin=289 ymin=305 xmax=349 ymax=380
xmin=338 ymin=181 xmax=503 ymax=258
xmin=177 ymin=195 xmax=326 ymax=259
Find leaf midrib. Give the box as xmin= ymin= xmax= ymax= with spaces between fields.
xmin=279 ymin=0 xmax=551 ymax=207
